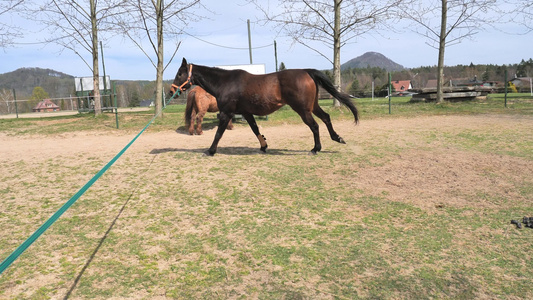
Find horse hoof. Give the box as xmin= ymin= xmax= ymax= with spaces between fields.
xmin=338 ymin=137 xmax=346 ymax=144
xmin=260 ymin=145 xmax=268 ymax=153
xmin=203 ymin=151 xmax=215 ymax=156
xmin=308 ymin=150 xmax=318 ymax=156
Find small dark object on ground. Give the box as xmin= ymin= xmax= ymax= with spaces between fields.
xmin=523 ymin=216 xmax=533 ymax=228
xmin=511 ymin=217 xmax=533 ymax=229
xmin=511 ymin=220 xmax=522 ymax=229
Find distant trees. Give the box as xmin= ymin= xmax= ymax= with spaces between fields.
xmin=29 ymin=86 xmax=49 ymax=109
xmin=348 ymin=78 xmax=360 ymax=96
xmin=129 ymin=89 xmax=141 ymax=107
xmin=340 ymin=60 xmax=532 ymax=97
xmin=1 ymin=60 xmax=529 ymax=107
xmin=30 ymin=86 xmax=49 ymax=101
xmin=516 ymin=59 xmax=533 ymax=77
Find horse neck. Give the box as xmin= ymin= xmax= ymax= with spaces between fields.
xmin=192 ymin=65 xmax=228 ymax=98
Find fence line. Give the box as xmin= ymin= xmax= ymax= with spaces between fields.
xmin=1 ymin=92 xmax=188 ymax=116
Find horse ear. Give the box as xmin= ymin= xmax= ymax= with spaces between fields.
xmin=182 ymin=58 xmax=188 ymax=66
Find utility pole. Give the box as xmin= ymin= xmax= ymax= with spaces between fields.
xmin=247 ymin=19 xmax=253 ymax=64
xmin=274 ymin=40 xmax=278 ymax=72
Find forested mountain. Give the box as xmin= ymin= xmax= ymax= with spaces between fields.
xmin=0 ymin=68 xmax=176 ymax=107
xmin=341 ymin=52 xmax=405 ymax=72
xmin=0 ymin=68 xmax=74 ymax=98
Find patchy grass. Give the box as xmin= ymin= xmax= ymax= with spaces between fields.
xmin=0 ymin=103 xmax=532 ymax=299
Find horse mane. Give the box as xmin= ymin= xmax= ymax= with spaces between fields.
xmin=191 ymin=65 xmax=242 ymax=97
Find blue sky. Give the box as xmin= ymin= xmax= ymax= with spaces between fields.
xmin=1 ymin=0 xmax=532 ymax=80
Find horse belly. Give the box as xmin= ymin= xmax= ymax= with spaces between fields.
xmin=239 ymin=93 xmax=284 ymax=116
xmin=206 ymin=102 xmax=219 ymax=112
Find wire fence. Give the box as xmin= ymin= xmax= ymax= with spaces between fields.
xmin=0 ymin=91 xmax=189 ymax=116
xmin=1 ymin=89 xmax=530 ymax=118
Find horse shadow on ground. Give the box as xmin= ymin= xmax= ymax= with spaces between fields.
xmin=169 ymin=120 xmax=338 ymax=155
xmin=150 ymin=146 xmax=337 ymax=156
xmin=175 ymin=118 xmax=241 ymax=135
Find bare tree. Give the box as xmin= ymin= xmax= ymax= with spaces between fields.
xmin=0 ymin=0 xmax=25 ymax=48
xmin=509 ymin=0 xmax=533 ymax=32
xmin=250 ymin=0 xmax=407 ymax=106
xmin=0 ymin=88 xmax=15 ymax=114
xmin=404 ymin=0 xmax=498 ymax=103
xmin=113 ymin=0 xmax=201 ymax=117
xmin=36 ymin=0 xmax=124 ymax=115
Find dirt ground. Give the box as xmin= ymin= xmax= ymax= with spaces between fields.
xmin=1 ymin=114 xmax=532 ymax=212
xmin=1 ymin=114 xmax=532 ymax=298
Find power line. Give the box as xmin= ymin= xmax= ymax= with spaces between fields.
xmin=181 ymin=30 xmax=273 ymax=50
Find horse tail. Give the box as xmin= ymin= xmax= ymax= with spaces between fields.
xmin=185 ymin=88 xmax=196 ymax=127
xmin=304 ymin=69 xmax=359 ymax=124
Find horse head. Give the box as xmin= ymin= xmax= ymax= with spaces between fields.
xmin=169 ymin=58 xmax=193 ymax=96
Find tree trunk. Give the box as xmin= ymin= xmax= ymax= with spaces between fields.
xmin=436 ymin=0 xmax=447 ymax=104
xmin=154 ymin=0 xmax=164 ymax=118
xmin=90 ymin=0 xmax=101 ymax=115
xmin=332 ymin=0 xmax=342 ymax=107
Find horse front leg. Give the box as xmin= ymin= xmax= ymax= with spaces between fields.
xmin=242 ymin=113 xmax=268 ymax=152
xmin=205 ymin=111 xmax=233 ymax=156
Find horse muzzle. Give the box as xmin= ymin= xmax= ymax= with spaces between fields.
xmin=170 ymin=84 xmax=179 ymax=94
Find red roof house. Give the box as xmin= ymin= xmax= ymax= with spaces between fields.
xmin=391 ymin=80 xmax=412 ymax=93
xmin=33 ymin=99 xmax=60 ymax=112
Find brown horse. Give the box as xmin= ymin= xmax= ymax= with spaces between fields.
xmin=170 ymin=58 xmax=359 ymax=156
xmin=185 ymin=86 xmax=233 ymax=135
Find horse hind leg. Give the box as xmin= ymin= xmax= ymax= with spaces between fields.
xmin=295 ymin=110 xmax=322 ymax=155
xmin=242 ymin=113 xmax=267 ymax=152
xmin=313 ymin=105 xmax=346 ymax=144
xmin=188 ymin=109 xmax=196 ymax=135
xmin=196 ymin=111 xmax=206 ymax=135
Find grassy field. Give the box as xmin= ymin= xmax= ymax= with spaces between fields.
xmin=1 ymin=93 xmax=532 ymax=135
xmin=1 ymin=93 xmax=532 ymax=299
